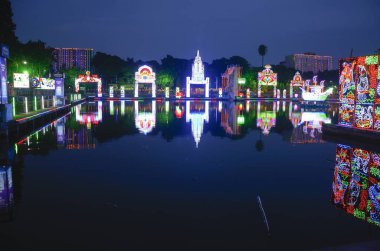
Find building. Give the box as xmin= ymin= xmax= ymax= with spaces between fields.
xmin=283 ymin=53 xmax=333 ymax=74
xmin=53 ymin=48 xmax=94 ymax=72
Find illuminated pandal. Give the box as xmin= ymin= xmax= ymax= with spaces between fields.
xmin=258 ymin=65 xmax=277 ymax=98
xmin=186 ymin=101 xmax=209 ymax=147
xmin=134 ymin=101 xmax=156 ymax=135
xmin=289 ymin=72 xmax=304 ymax=98
xmin=186 ymin=50 xmax=210 ymax=98
xmin=256 ymin=102 xmax=276 ymax=135
xmin=75 ymin=71 xmax=103 ymax=97
xmin=135 ymin=65 xmax=156 ymax=98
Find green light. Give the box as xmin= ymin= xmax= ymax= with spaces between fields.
xmin=238 ymin=78 xmax=246 ymax=85
xmin=14 ymin=144 xmax=18 ymax=154
xmin=12 ymin=97 xmax=16 ymax=116
xmin=237 ymin=115 xmax=245 ymax=125
xmin=34 ymin=96 xmax=37 ymax=111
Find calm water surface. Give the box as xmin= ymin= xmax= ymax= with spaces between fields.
xmin=1 ymin=100 xmax=380 ymax=250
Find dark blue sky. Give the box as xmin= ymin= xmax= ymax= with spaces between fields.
xmin=12 ymin=0 xmax=380 ymax=67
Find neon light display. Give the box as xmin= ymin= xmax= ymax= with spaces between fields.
xmin=186 ymin=50 xmax=210 ymax=98
xmin=258 ymin=65 xmax=277 ymax=98
xmin=134 ymin=101 xmax=156 ymax=134
xmin=135 ymin=65 xmax=156 ymax=98
xmin=331 ymin=144 xmax=380 ymax=227
xmin=339 ymin=54 xmax=380 ymax=131
xmin=290 ymin=72 xmax=304 ymax=98
xmin=75 ymin=71 xmax=102 ymax=97
xmin=301 ymin=76 xmax=333 ymax=101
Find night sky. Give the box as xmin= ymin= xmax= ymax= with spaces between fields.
xmin=12 ymin=0 xmax=380 ymax=67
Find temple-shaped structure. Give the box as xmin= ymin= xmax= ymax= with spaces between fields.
xmin=186 ymin=50 xmax=210 ymax=98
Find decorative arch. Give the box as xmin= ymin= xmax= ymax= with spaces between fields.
xmin=135 ymin=65 xmax=156 ymax=98
xmin=258 ymin=65 xmax=277 ymax=98
xmin=75 ymin=71 xmax=102 ymax=97
xmin=290 ymin=71 xmax=305 ymax=98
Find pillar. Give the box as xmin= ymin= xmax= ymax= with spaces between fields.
xmin=186 ymin=81 xmax=190 ymax=98
xmin=134 ymin=81 xmax=139 ymax=98
xmin=152 ymin=81 xmax=156 ymax=98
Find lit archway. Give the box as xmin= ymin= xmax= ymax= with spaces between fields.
xmin=75 ymin=71 xmax=102 ymax=97
xmin=258 ymin=65 xmax=277 ymax=98
xmin=135 ymin=65 xmax=156 ymax=98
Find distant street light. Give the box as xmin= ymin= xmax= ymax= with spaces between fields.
xmin=23 ymin=61 xmax=27 ymax=65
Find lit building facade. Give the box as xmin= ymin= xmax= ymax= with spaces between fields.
xmin=53 ymin=48 xmax=94 ymax=72
xmin=284 ymin=53 xmax=333 ymax=74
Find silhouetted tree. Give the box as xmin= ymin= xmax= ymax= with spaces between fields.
xmin=258 ymin=44 xmax=267 ymax=67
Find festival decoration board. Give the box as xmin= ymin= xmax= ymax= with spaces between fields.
xmin=338 ymin=54 xmax=380 ymax=131
xmin=331 ymin=144 xmax=380 ymax=227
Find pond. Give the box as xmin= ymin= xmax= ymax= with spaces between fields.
xmin=1 ymin=100 xmax=379 ymax=250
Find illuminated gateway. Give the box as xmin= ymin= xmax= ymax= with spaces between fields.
xmin=186 ymin=50 xmax=210 ymax=98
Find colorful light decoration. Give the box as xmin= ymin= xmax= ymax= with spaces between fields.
xmin=338 ymin=54 xmax=380 ymax=131
xmin=135 ymin=65 xmax=156 ymax=98
xmin=218 ymin=88 xmax=223 ymax=98
xmin=258 ymin=65 xmax=277 ymax=98
xmin=75 ymin=71 xmax=102 ymax=97
xmin=246 ymin=88 xmax=250 ymax=98
xmin=331 ymin=144 xmax=380 ymax=228
xmin=301 ymin=76 xmax=333 ymax=101
xmin=289 ymin=72 xmax=304 ymax=98
xmin=134 ymin=100 xmax=156 ymax=134
xmin=186 ymin=50 xmax=210 ymax=98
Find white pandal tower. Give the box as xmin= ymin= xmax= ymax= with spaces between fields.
xmin=186 ymin=50 xmax=210 ymax=98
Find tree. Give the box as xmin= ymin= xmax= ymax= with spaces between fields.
xmin=258 ymin=44 xmax=268 ymax=67
xmin=0 ymin=0 xmax=18 ymax=46
xmin=156 ymin=71 xmax=174 ymax=89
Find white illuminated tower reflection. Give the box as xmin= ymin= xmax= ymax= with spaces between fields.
xmin=186 ymin=101 xmax=209 ymax=148
xmin=134 ymin=101 xmax=156 ymax=135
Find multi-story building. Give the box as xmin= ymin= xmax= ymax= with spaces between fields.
xmin=53 ymin=48 xmax=94 ymax=72
xmin=283 ymin=53 xmax=333 ymax=74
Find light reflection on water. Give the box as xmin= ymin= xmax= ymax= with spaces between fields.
xmin=2 ymin=100 xmax=380 ymax=250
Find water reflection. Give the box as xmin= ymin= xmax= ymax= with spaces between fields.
xmin=257 ymin=101 xmax=276 ymax=135
xmin=13 ymin=100 xmax=338 ymax=151
xmin=186 ymin=101 xmax=209 ymax=147
xmin=135 ymin=100 xmax=156 ymax=135
xmin=0 ymin=166 xmax=14 ymax=221
xmin=332 ymin=144 xmax=380 ymax=227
